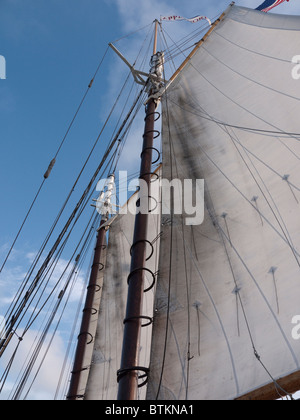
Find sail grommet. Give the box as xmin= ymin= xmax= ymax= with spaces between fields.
xmin=123 ymin=315 xmax=153 ymax=327
xmin=130 ymin=239 xmax=154 ymax=261
xmin=127 ymin=267 xmax=156 ymax=292
xmin=117 ymin=366 xmax=150 ymax=388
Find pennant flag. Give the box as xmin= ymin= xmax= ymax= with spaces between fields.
xmin=256 ymin=0 xmax=289 ymax=12
xmin=160 ymin=15 xmax=212 ymax=26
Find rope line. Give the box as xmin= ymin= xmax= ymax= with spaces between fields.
xmin=0 ymin=47 xmax=109 ymax=276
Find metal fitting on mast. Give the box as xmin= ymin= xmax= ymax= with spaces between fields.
xmin=109 ymin=19 xmax=165 ymax=97
xmin=147 ymin=51 xmax=165 ymax=94
xmin=117 ymin=18 xmax=163 ymax=401
xmin=93 ymin=174 xmax=116 ymax=220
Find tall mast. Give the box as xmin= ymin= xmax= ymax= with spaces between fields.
xmin=117 ymin=20 xmax=163 ymax=400
xmin=67 ymin=176 xmax=114 ymax=400
xmin=153 ymin=19 xmax=159 ymax=56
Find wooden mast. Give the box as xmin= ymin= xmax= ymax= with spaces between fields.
xmin=67 ymin=177 xmax=114 ymax=400
xmin=67 ymin=220 xmax=106 ymax=400
xmin=117 ymin=20 xmax=161 ymax=401
xmin=153 ymin=19 xmax=159 ymax=56
xmin=116 ymin=11 xmax=228 ymax=401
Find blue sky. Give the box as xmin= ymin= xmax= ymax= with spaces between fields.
xmin=0 ymin=0 xmax=299 ymax=400
xmin=0 ymin=0 xmax=297 ymax=261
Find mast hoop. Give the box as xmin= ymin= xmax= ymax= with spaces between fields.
xmin=144 ymin=111 xmax=161 ymax=122
xmin=148 ymin=195 xmax=158 ymax=213
xmin=91 ymin=262 xmax=105 ymax=271
xmin=66 ymin=394 xmax=85 ymax=400
xmin=140 ymin=146 xmax=161 ymax=164
xmin=143 ymin=129 xmax=160 ymax=139
xmin=123 ymin=315 xmax=153 ymax=327
xmin=82 ymin=307 xmax=98 ymax=316
xmin=139 ymin=171 xmax=160 ymax=183
xmin=136 ymin=195 xmax=158 ymax=213
xmin=127 ymin=267 xmax=156 ymax=293
xmin=77 ymin=331 xmax=94 ymax=345
xmin=117 ymin=366 xmax=150 ymax=388
xmin=87 ymin=283 xmax=102 ymax=292
xmin=130 ymin=239 xmax=154 ymax=261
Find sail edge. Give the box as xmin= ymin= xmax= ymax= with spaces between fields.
xmin=235 ymin=370 xmax=300 ymax=400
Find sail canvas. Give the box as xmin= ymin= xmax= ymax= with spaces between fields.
xmin=2 ymin=1 xmax=300 ymax=402
xmin=147 ymin=5 xmax=300 ymax=400
xmin=85 ymin=171 xmax=161 ymax=400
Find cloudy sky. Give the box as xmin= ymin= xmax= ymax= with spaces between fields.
xmin=0 ymin=0 xmax=299 ymax=400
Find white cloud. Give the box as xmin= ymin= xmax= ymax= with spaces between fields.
xmin=0 ymin=248 xmax=87 ymax=400
xmin=113 ymin=0 xmax=177 ymax=32
xmin=0 ymin=250 xmax=86 ymax=310
xmin=0 ymin=329 xmax=70 ymax=400
xmin=1 ymin=0 xmax=300 ymax=401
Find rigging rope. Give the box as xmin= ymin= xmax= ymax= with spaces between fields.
xmin=11 ymin=213 xmax=99 ymax=400
xmin=188 ymin=98 xmax=300 ymax=270
xmin=0 ymin=87 xmax=147 ymax=401
xmin=212 ymin=220 xmax=294 ymax=399
xmin=155 ymin=64 xmax=174 ymax=400
xmin=159 ymin=124 xmax=297 ymax=398
xmin=152 ymin=27 xmax=300 ymax=399
xmin=0 ymin=86 xmax=146 ymax=361
xmin=0 ymin=46 xmax=109 ymax=276
xmin=0 ymin=19 xmax=157 ymax=396
xmin=167 ymin=95 xmax=300 ymax=140
xmin=188 ymin=56 xmax=300 ymax=146
xmin=164 ymin=123 xmax=298 ymax=399
xmin=202 ymin=44 xmax=300 ymax=103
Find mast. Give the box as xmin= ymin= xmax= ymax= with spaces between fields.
xmin=67 ymin=176 xmax=114 ymax=400
xmin=146 ymin=4 xmax=300 ymax=401
xmin=117 ymin=20 xmax=163 ymax=400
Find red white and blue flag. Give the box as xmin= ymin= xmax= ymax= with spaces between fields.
xmin=256 ymin=0 xmax=289 ymax=12
xmin=160 ymin=15 xmax=212 ymax=25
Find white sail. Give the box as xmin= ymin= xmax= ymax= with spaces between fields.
xmin=147 ymin=5 xmax=300 ymax=400
xmin=85 ymin=171 xmax=161 ymax=400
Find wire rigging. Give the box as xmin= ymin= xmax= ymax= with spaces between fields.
xmin=0 ymin=19 xmax=155 ymax=398
xmin=151 ymin=16 xmax=300 ymax=400
xmin=0 ymin=46 xmax=110 ymax=276
xmin=11 ymin=213 xmax=99 ymax=400
xmin=0 ymin=83 xmax=146 ymax=364
xmin=187 ymin=97 xmax=300 ymax=269
xmin=3 ymin=10 xmax=300 ymax=401
xmin=202 ymin=44 xmax=300 ymax=103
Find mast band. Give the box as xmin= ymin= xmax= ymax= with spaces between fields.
xmin=117 ymin=366 xmax=150 ymax=388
